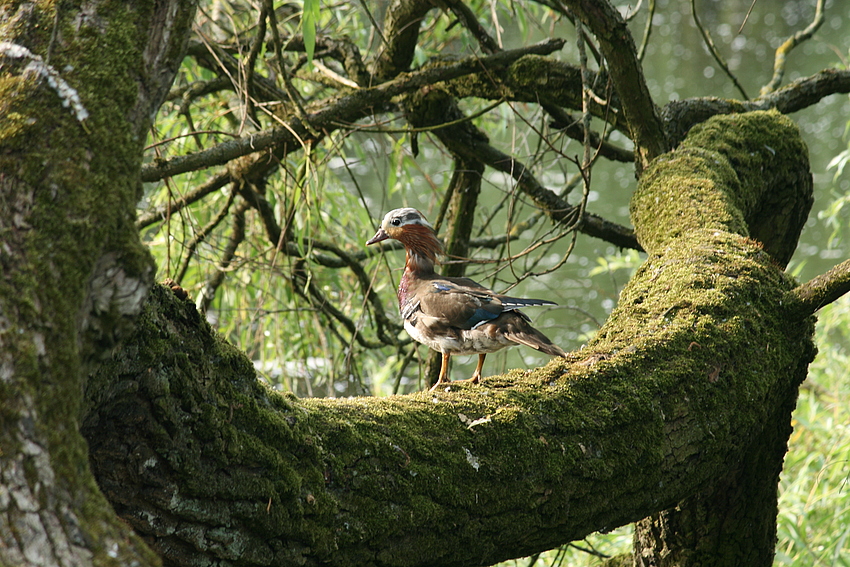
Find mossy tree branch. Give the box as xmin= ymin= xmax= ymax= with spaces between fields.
xmin=788 ymin=259 xmax=850 ymax=319
xmin=83 ymin=110 xmax=815 ymax=567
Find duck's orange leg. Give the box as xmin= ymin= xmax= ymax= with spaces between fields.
xmin=464 ymin=353 xmax=485 ymax=384
xmin=429 ymin=352 xmax=452 ymax=391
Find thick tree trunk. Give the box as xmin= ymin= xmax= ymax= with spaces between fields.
xmin=0 ymin=2 xmax=195 ymax=565
xmin=81 ymin=111 xmax=815 ymax=566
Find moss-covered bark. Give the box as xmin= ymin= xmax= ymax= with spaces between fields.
xmin=0 ymin=2 xmax=195 ymax=565
xmin=83 ymin=111 xmax=814 ymax=566
xmin=627 ymin=111 xmax=814 ymax=566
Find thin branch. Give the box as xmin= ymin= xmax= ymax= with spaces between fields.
xmin=265 ymin=0 xmax=310 ymax=120
xmin=563 ymin=0 xmax=668 ymax=172
xmin=576 ymin=16 xmax=595 ymax=228
xmin=144 ymin=130 xmax=240 ymax=151
xmin=140 ymin=39 xmax=566 ymax=182
xmin=196 ymin=199 xmax=250 ymax=313
xmin=242 ymin=0 xmax=270 ymax=125
xmin=174 ymin=189 xmax=238 ymax=284
xmin=279 ymin=35 xmax=371 ymax=87
xmin=759 ymin=0 xmax=825 ymax=96
xmin=166 ymin=75 xmax=232 ymax=104
xmin=636 ymin=0 xmax=655 ymax=61
xmin=691 ymin=0 xmax=749 ymax=100
xmin=737 ymin=0 xmax=758 ymax=34
xmin=661 ymin=69 xmax=850 ymax=146
xmin=441 ymin=0 xmax=501 ymax=54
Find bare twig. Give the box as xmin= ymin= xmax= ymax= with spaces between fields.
xmin=636 ymin=0 xmax=655 ymax=61
xmin=691 ymin=0 xmax=749 ymax=100
xmin=737 ymin=0 xmax=758 ymax=35
xmin=759 ymin=0 xmax=825 ymax=96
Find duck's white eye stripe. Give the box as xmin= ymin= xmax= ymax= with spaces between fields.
xmin=384 ymin=207 xmax=432 ymax=228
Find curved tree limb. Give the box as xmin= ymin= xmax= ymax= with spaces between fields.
xmin=84 ymin=110 xmax=816 ymax=567
xmin=661 ymin=69 xmax=850 ymax=146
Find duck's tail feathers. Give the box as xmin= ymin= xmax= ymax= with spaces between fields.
xmin=505 ymin=326 xmax=567 ymax=358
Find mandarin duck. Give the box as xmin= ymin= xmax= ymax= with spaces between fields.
xmin=366 ymin=207 xmax=567 ymax=391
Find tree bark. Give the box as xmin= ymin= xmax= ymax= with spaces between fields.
xmin=0 ymin=2 xmax=195 ymax=565
xmin=81 ymin=111 xmax=816 ymax=567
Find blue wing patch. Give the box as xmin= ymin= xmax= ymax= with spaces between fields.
xmin=469 ymin=308 xmax=499 ymax=329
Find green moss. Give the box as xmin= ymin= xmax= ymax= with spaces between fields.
xmin=632 ymin=109 xmax=810 ymax=260
xmin=1 ymin=2 xmax=196 ymax=564
xmin=86 ymin=230 xmax=816 ymax=565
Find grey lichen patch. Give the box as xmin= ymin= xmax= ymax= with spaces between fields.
xmin=0 ymin=42 xmax=89 ymax=121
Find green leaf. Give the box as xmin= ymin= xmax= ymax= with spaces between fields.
xmin=302 ymin=0 xmax=320 ymax=69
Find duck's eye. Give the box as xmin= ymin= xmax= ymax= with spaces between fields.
xmin=391 ymin=218 xmax=402 ymax=226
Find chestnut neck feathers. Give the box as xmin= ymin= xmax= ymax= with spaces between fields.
xmin=398 ymin=222 xmax=442 ymax=275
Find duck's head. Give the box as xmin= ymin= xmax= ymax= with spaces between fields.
xmin=366 ymin=207 xmax=442 ymax=268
